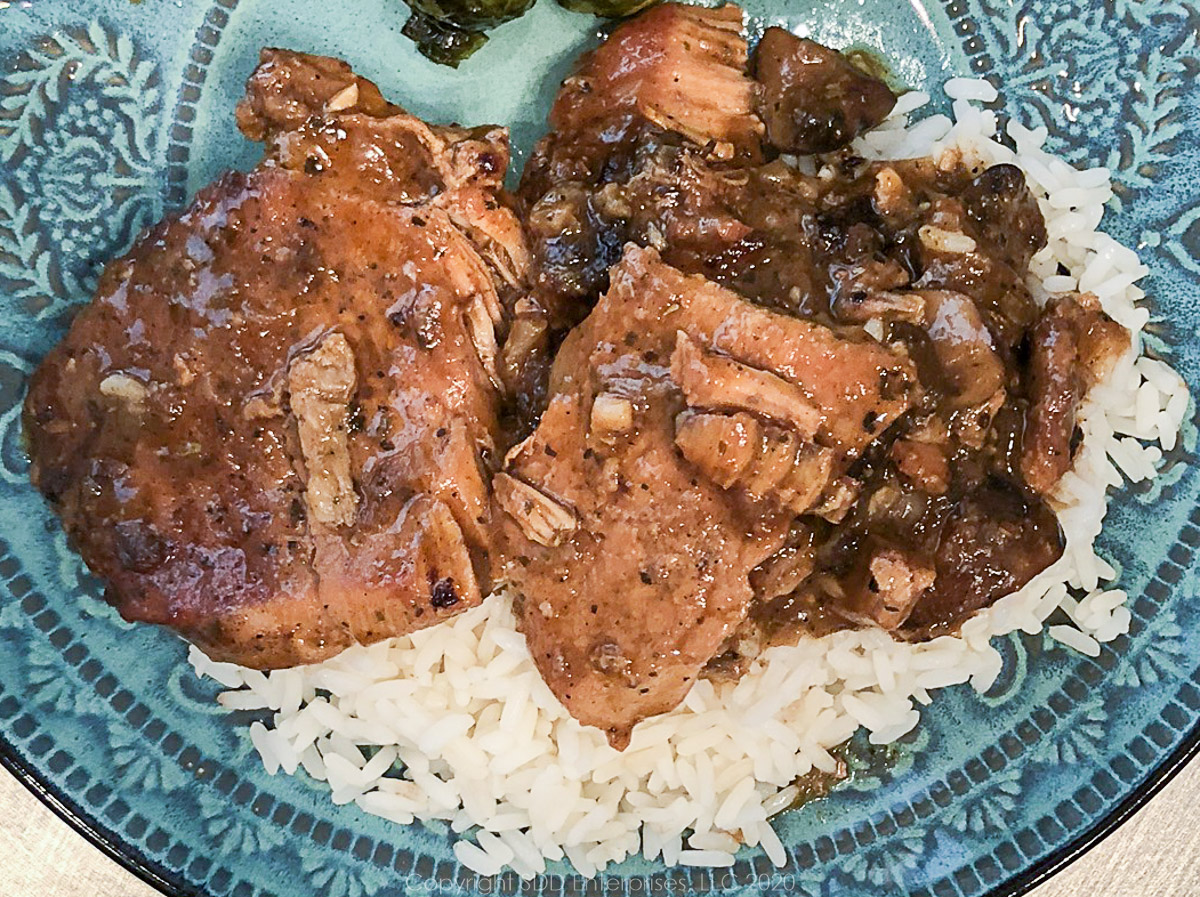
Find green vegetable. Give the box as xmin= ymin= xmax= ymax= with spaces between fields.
xmin=554 ymin=0 xmax=657 ymax=18
xmin=402 ymin=0 xmax=537 ymax=66
xmin=400 ymin=0 xmax=661 ymax=67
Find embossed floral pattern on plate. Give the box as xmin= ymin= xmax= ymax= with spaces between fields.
xmin=0 ymin=2 xmax=1198 ymax=897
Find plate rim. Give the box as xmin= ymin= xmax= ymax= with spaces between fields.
xmin=2 ymin=0 xmax=1197 ymax=894
xmin=4 ymin=701 xmax=1200 ymax=896
xmin=0 ymin=734 xmax=200 ymax=897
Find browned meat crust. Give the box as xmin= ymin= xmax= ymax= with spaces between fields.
xmin=235 ymin=48 xmax=401 ymax=141
xmin=24 ymin=50 xmax=528 ymax=668
xmin=547 ymin=3 xmax=762 ymax=166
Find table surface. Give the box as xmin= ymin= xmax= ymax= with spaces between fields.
xmin=2 ymin=759 xmax=1199 ymax=897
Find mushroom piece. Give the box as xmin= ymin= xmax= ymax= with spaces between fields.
xmin=1021 ymin=293 xmax=1128 ymax=494
xmin=752 ymin=28 xmax=897 ymax=154
xmin=750 ymin=524 xmax=817 ymax=601
xmin=671 ymin=332 xmax=823 ymax=438
xmin=833 ymin=289 xmax=927 ymax=326
xmin=287 ymin=332 xmax=358 ymax=528
xmin=493 ymin=473 xmax=577 ymax=547
xmin=674 ymin=410 xmax=839 ymax=517
xmin=961 ymin=163 xmax=1047 ymax=271
xmin=834 ymin=541 xmax=935 ymax=630
xmin=919 ymin=289 xmax=1007 ymax=410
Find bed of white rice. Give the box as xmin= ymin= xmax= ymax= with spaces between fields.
xmin=189 ymin=79 xmax=1191 ymax=879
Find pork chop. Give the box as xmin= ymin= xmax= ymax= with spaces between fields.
xmin=24 ymin=50 xmax=528 ymax=668
xmin=493 ymin=246 xmax=915 ymax=746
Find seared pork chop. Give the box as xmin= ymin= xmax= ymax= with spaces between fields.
xmin=493 ymin=246 xmax=915 ymax=746
xmin=24 ymin=50 xmax=528 ymax=668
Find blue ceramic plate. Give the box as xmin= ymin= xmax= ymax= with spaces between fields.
xmin=1 ymin=1 xmax=1198 ymax=895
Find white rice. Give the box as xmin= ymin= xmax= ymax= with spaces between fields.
xmin=190 ymin=80 xmax=1190 ymax=877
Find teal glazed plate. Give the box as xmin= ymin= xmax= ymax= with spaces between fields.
xmin=1 ymin=1 xmax=1199 ymax=895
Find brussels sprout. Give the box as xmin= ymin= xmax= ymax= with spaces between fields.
xmin=554 ymin=0 xmax=657 ymax=18
xmin=399 ymin=0 xmax=662 ymax=66
xmin=401 ymin=0 xmax=536 ymax=66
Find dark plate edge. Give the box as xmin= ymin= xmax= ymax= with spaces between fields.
xmin=4 ymin=691 xmax=1200 ymax=897
xmin=982 ymin=709 xmax=1200 ymax=897
xmin=0 ymin=733 xmax=198 ymax=897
